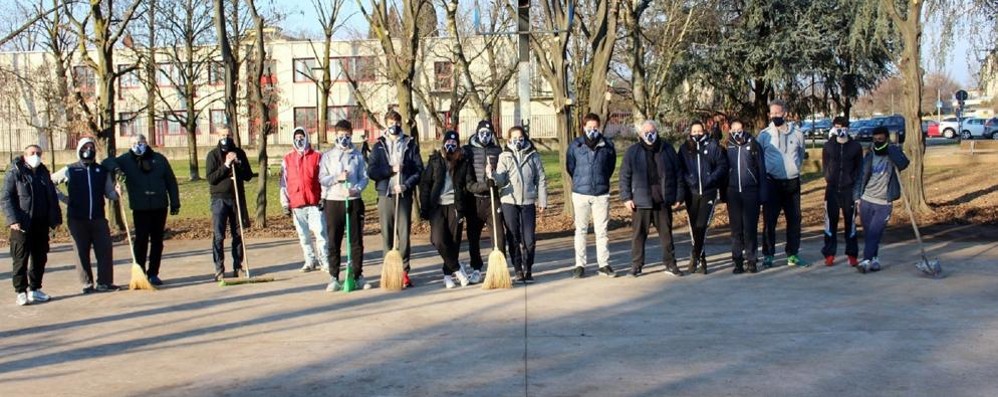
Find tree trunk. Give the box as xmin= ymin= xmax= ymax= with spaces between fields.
xmin=214 ymin=0 xmax=240 ymax=147
xmin=186 ymin=116 xmax=201 ymax=181
xmin=897 ymin=11 xmax=931 ymax=214
xmin=247 ymin=0 xmax=269 ymax=227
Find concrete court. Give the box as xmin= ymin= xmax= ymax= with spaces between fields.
xmin=1 ymin=224 xmax=997 ymax=397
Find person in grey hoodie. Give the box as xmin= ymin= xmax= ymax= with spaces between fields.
xmin=492 ymin=126 xmax=547 ymax=283
xmin=52 ymin=137 xmax=121 ymax=293
xmin=319 ymin=120 xmax=370 ymax=291
xmin=756 ymin=100 xmax=808 ymax=268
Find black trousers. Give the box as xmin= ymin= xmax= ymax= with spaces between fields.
xmin=430 ymin=204 xmax=463 ymax=276
xmin=211 ymin=198 xmax=245 ymax=273
xmin=9 ymin=221 xmax=50 ymax=293
xmin=325 ymin=199 xmax=365 ymax=280
xmin=727 ymin=187 xmax=761 ymax=264
xmin=763 ymin=177 xmax=802 ymax=257
xmin=68 ymin=217 xmax=115 ymax=287
xmin=502 ymin=203 xmax=537 ymax=274
xmin=132 ymin=208 xmax=168 ymax=277
xmin=630 ymin=204 xmax=676 ymax=271
xmin=466 ymin=195 xmax=505 ymax=271
xmin=686 ymin=194 xmax=716 ymax=262
xmin=821 ymin=188 xmax=859 ymax=258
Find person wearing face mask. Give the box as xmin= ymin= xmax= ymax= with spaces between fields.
xmin=493 ymin=126 xmax=547 ymax=283
xmin=280 ymin=127 xmax=331 ymax=274
xmin=619 ymin=120 xmax=683 ymax=277
xmin=723 ymin=120 xmax=768 ymax=274
xmin=205 ymin=126 xmax=254 ymax=280
xmin=104 ymin=134 xmax=180 ymax=286
xmin=2 ymin=145 xmax=62 ymax=306
xmin=820 ymin=117 xmax=863 ymax=267
xmin=566 ymin=113 xmax=617 ymax=278
xmin=51 ymin=137 xmax=121 ymax=293
xmin=419 ymin=130 xmax=473 ymax=289
xmin=367 ymin=111 xmax=423 ymax=288
xmin=319 ymin=121 xmax=370 ymax=291
xmin=678 ymin=121 xmax=728 ymax=274
xmin=853 ymin=127 xmax=909 ymax=274
xmin=463 ymin=119 xmax=505 ymax=284
xmin=756 ymin=99 xmax=808 ymax=268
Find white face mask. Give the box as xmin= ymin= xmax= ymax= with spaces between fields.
xmin=132 ymin=142 xmax=148 ymax=155
xmin=25 ymin=154 xmax=41 ymax=168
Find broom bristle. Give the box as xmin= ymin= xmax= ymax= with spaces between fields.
xmin=129 ymin=263 xmax=156 ymax=291
xmin=381 ymin=250 xmax=405 ymax=291
xmin=218 ymin=276 xmax=276 ymax=286
xmin=482 ymin=250 xmax=512 ymax=290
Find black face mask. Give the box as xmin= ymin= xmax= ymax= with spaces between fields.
xmin=771 ymin=117 xmax=786 ymax=127
xmin=872 ymin=141 xmax=889 ymax=156
xmin=80 ymin=149 xmax=95 ymax=161
xmin=219 ymin=138 xmax=234 ymax=152
xmin=690 ymin=134 xmax=708 ymax=144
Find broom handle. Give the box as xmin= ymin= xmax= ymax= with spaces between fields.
xmin=392 ymin=170 xmax=400 ymax=251
xmin=232 ymin=169 xmax=251 ymax=275
xmin=894 ymin=167 xmax=927 ymax=259
xmin=115 ymin=179 xmax=138 ymax=264
xmin=488 ymin=156 xmax=499 ymax=251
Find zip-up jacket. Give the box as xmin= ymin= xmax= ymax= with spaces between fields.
xmin=463 ymin=135 xmax=503 ymax=197
xmin=419 ymin=150 xmax=471 ymax=220
xmin=822 ymin=138 xmax=863 ymax=192
xmin=52 ymin=139 xmax=120 ymax=221
xmin=757 ymin=123 xmax=805 ymax=180
xmin=619 ymin=139 xmax=681 ymax=208
xmin=1 ymin=157 xmax=62 ymax=229
xmin=367 ymin=135 xmax=423 ymax=196
xmin=724 ymin=134 xmax=769 ymax=202
xmin=494 ymin=141 xmax=548 ymax=208
xmin=318 ymin=144 xmax=369 ymax=201
xmin=105 ymin=149 xmax=180 ymax=212
xmin=205 ymin=146 xmax=254 ymax=200
xmin=566 ymin=135 xmax=616 ymax=196
xmin=854 ymin=145 xmax=910 ymax=202
xmin=678 ymin=138 xmax=728 ymax=199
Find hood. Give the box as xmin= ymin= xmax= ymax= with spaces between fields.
xmin=77 ymin=137 xmax=96 ymax=161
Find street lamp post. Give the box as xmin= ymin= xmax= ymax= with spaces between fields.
xmin=312 ymin=66 xmax=324 ymax=149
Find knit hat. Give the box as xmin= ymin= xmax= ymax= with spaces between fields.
xmin=476 ymin=120 xmax=494 ymax=134
xmin=443 ymin=130 xmax=459 ymax=142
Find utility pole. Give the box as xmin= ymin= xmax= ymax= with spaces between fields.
xmin=517 ymin=0 xmax=530 ymax=134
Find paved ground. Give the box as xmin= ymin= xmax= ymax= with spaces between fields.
xmin=2 ymin=224 xmax=998 ymax=397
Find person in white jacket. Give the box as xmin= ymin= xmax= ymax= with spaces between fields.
xmin=319 ymin=120 xmax=370 ymax=291
xmin=491 ymin=126 xmax=547 ymax=283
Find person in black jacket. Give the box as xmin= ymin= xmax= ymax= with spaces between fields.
xmin=620 ymin=120 xmax=683 ymax=277
xmin=723 ymin=120 xmax=768 ymax=274
xmin=821 ymin=116 xmax=863 ymax=267
xmin=678 ymin=120 xmax=728 ymax=274
xmin=205 ymin=127 xmax=254 ymax=280
xmin=2 ymin=145 xmax=62 ymax=306
xmin=420 ymin=131 xmax=473 ymax=289
xmin=462 ymin=119 xmax=504 ymax=284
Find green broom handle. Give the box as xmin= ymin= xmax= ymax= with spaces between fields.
xmin=345 ymin=180 xmax=352 ymax=280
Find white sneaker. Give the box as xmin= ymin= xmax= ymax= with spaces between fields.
xmin=28 ymin=290 xmax=50 ymax=303
xmin=15 ymin=292 xmax=28 ymax=306
xmin=300 ymin=263 xmax=314 ymax=273
xmin=454 ymin=268 xmax=470 ymax=287
xmin=469 ymin=269 xmax=482 ymax=284
xmin=443 ymin=275 xmax=456 ymax=289
xmin=326 ymin=278 xmax=342 ymax=292
xmin=320 ymin=264 xmax=330 ymax=273
xmin=357 ymin=276 xmax=373 ymax=290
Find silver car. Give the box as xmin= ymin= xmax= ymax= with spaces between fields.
xmin=939 ymin=117 xmax=987 ymax=139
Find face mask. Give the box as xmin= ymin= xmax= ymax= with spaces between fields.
xmin=835 ymin=128 xmax=848 ymax=139
xmin=585 ymin=128 xmax=601 ymax=140
xmin=731 ymin=130 xmax=745 ymax=141
xmin=643 ymin=131 xmax=657 ymax=144
xmin=81 ymin=148 xmax=95 ymax=160
xmin=132 ymin=143 xmax=147 ymax=155
xmin=690 ymin=133 xmax=707 ymax=144
xmin=219 ymin=138 xmax=232 ymax=152
xmin=477 ymin=129 xmax=493 ymax=145
xmin=770 ymin=117 xmax=786 ymax=127
xmin=336 ymin=136 xmax=351 ymax=148
xmin=387 ymin=126 xmax=402 ymax=136
xmin=25 ymin=154 xmax=41 ymax=168
xmin=444 ymin=143 xmax=458 ymax=153
xmin=509 ymin=137 xmax=525 ymax=149
xmin=872 ymin=141 xmax=888 ymax=155
xmin=293 ymin=137 xmax=307 ymax=151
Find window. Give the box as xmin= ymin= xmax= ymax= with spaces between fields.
xmin=209 ymin=109 xmax=226 ymax=134
xmin=293 ymin=58 xmax=317 ymax=82
xmin=352 ymin=56 xmax=377 ymax=81
xmin=118 ymin=65 xmax=140 ymax=90
xmin=156 ymin=63 xmax=176 ymax=86
xmin=329 ymin=57 xmax=345 ymax=81
xmin=158 ymin=111 xmax=188 ymax=136
xmin=208 ymin=62 xmax=225 ymax=86
xmin=293 ymin=107 xmax=318 ymax=134
xmin=434 ymin=61 xmax=454 ymax=91
xmin=72 ymin=66 xmax=95 ymax=93
xmin=119 ymin=112 xmax=138 ymax=137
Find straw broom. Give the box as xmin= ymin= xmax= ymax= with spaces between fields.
xmin=116 ymin=183 xmax=156 ymax=291
xmin=219 ymin=170 xmax=275 ymax=286
xmin=380 ymin=172 xmax=405 ymax=291
xmin=482 ymin=157 xmax=511 ymax=289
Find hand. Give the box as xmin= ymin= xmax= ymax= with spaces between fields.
xmin=538 ymin=206 xmax=545 ymax=214
xmin=485 ymin=161 xmax=493 ymax=178
xmin=625 ymin=200 xmax=636 ymax=211
xmin=282 ymin=207 xmax=292 ymax=217
xmin=10 ymin=223 xmax=23 ymax=232
xmin=338 ymin=171 xmax=348 ymax=182
xmin=672 ymin=202 xmax=683 ymax=210
xmin=318 ymin=201 xmax=325 ymax=211
xmin=394 ymin=184 xmax=404 ymax=194
xmin=114 ymin=183 xmax=123 ymax=196
xmin=225 ymin=152 xmax=238 ymax=166
xmin=170 ymin=207 xmax=180 ymax=216
xmin=348 ymin=188 xmax=361 ymax=196
xmin=392 ymin=164 xmax=401 ymax=174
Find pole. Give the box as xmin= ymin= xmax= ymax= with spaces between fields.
xmin=517 ymin=2 xmax=531 ymax=133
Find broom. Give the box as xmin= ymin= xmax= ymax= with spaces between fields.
xmin=342 ymin=182 xmax=356 ymax=292
xmin=894 ymin=167 xmax=942 ymax=277
xmin=219 ymin=170 xmax=275 ymax=286
xmin=116 ymin=184 xmax=156 ymax=291
xmin=482 ymin=157 xmax=511 ymax=289
xmin=380 ymin=172 xmax=405 ymax=291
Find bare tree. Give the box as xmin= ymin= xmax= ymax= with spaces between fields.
xmin=212 ymin=0 xmax=252 ymax=147
xmin=245 ymin=0 xmax=271 ymax=226
xmin=570 ymin=0 xmax=620 ymax=125
xmin=305 ymin=0 xmax=346 ymax=144
xmin=530 ymin=0 xmax=573 ymax=213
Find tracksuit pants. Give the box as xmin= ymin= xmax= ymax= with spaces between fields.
xmin=377 ymin=193 xmax=413 ymax=272
xmin=67 ymin=217 xmax=114 ymax=287
xmin=9 ymin=220 xmax=50 ymax=293
xmin=466 ymin=195 xmax=505 ymax=271
xmin=821 ymin=188 xmax=859 ymax=258
xmin=324 ymin=199 xmax=364 ymax=280
xmin=132 ymin=208 xmax=168 ymax=278
xmin=726 ymin=187 xmax=760 ymax=264
xmin=630 ymin=204 xmax=676 ymax=271
xmin=502 ymin=203 xmax=537 ymax=274
xmin=860 ymin=200 xmax=892 ymax=261
xmin=763 ymin=177 xmax=802 ymax=257
xmin=430 ymin=204 xmax=463 ymax=276
xmin=686 ymin=193 xmax=716 ymax=264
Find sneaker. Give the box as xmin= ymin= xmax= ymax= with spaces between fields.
xmin=747 ymin=261 xmax=759 ymax=273
xmin=320 ymin=264 xmax=330 ymax=273
xmin=96 ymin=284 xmax=120 ymax=292
xmin=848 ymin=256 xmax=859 ymax=267
xmin=82 ymin=286 xmax=96 ymax=294
xmin=686 ymin=258 xmax=698 ymax=274
xmin=598 ymin=265 xmax=616 ymax=278
xmin=403 ymin=272 xmax=413 ymax=288
xmin=697 ymin=264 xmax=707 ymax=275
xmin=148 ymin=276 xmax=163 ymax=286
xmin=454 ymin=268 xmax=471 ymax=287
xmin=732 ymin=261 xmax=745 ymax=274
xmin=629 ymin=267 xmax=642 ymax=278
xmin=326 ymin=278 xmax=342 ymax=292
xmin=572 ymin=266 xmax=585 ymax=279
xmin=665 ymin=264 xmax=683 ymax=277
xmin=443 ymin=275 xmax=456 ymax=289
xmin=787 ymin=255 xmax=808 ymax=267
xmin=870 ymin=258 xmax=882 ymax=272
xmin=857 ymin=259 xmax=871 ymax=274
xmin=824 ymin=255 xmax=835 ymax=266
xmin=468 ymin=269 xmax=483 ymax=284
xmin=514 ymin=271 xmax=526 ymax=283
xmin=763 ymin=256 xmax=775 ymax=269
xmin=214 ymin=271 xmax=225 ymax=282
xmin=16 ymin=292 xmax=28 ymax=306
xmin=300 ymin=263 xmax=314 ymax=273
xmin=28 ymin=290 xmax=50 ymax=303
xmin=357 ymin=276 xmax=373 ymax=290
xmin=524 ymin=272 xmax=535 ymax=283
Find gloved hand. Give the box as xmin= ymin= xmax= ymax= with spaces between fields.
xmin=282 ymin=206 xmax=292 ymax=217
xmin=170 ymin=207 xmax=180 ymax=216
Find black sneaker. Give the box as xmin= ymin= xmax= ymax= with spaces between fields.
xmin=686 ymin=259 xmax=698 ymax=274
xmin=514 ymin=271 xmax=526 ymax=283
xmin=696 ymin=263 xmax=707 ymax=275
xmin=598 ymin=265 xmax=616 ymax=278
xmin=732 ymin=260 xmax=745 ymax=274
xmin=148 ymin=276 xmax=163 ymax=286
xmin=665 ymin=264 xmax=683 ymax=277
xmin=524 ymin=272 xmax=534 ymax=283
xmin=747 ymin=261 xmax=759 ymax=273
xmin=82 ymin=286 xmax=96 ymax=294
xmin=629 ymin=267 xmax=642 ymax=278
xmin=572 ymin=266 xmax=585 ymax=278
xmin=96 ymin=284 xmax=120 ymax=292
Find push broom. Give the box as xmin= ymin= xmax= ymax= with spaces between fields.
xmin=219 ymin=170 xmax=276 ymax=286
xmin=117 ymin=185 xmax=156 ymax=291
xmin=894 ymin=167 xmax=942 ymax=277
xmin=380 ymin=172 xmax=405 ymax=291
xmin=482 ymin=157 xmax=511 ymax=289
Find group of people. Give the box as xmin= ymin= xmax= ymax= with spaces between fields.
xmin=3 ymin=100 xmax=912 ymax=306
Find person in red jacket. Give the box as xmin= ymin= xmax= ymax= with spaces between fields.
xmin=281 ymin=127 xmax=331 ymax=273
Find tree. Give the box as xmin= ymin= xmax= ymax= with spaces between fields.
xmin=305 ymin=0 xmax=346 ymax=145
xmin=570 ymin=0 xmax=620 ymax=126
xmin=245 ymin=0 xmax=272 ymax=226
xmin=212 ymin=0 xmax=252 ymax=148
xmin=530 ymin=0 xmax=573 ymax=213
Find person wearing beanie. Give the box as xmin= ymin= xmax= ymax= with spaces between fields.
xmin=462 ymin=119 xmax=505 ymax=284
xmin=619 ymin=120 xmax=682 ymax=278
xmin=51 ymin=137 xmax=121 ymax=293
xmin=281 ymin=126 xmax=332 ymax=275
xmin=104 ymin=134 xmax=180 ymax=286
xmin=854 ymin=126 xmax=909 ymax=273
xmin=420 ymin=130 xmax=473 ymax=289
xmin=723 ymin=120 xmax=767 ymax=274
xmin=319 ymin=120 xmax=370 ymax=291
xmin=205 ymin=126 xmax=254 ymax=280
xmin=820 ymin=116 xmax=863 ymax=267
xmin=2 ymin=144 xmax=62 ymax=306
xmin=367 ymin=110 xmax=423 ymax=288
xmin=678 ymin=120 xmax=728 ymax=275
xmin=493 ymin=126 xmax=547 ymax=283
xmin=757 ymin=99 xmax=808 ymax=268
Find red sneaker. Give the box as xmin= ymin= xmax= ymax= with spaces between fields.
xmin=824 ymin=255 xmax=835 ymax=266
xmin=403 ymin=272 xmax=413 ymax=289
xmin=848 ymin=256 xmax=859 ymax=267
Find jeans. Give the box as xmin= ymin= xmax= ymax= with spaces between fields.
xmin=211 ymin=198 xmax=244 ymax=273
xmin=763 ymin=177 xmax=802 ymax=257
xmin=572 ymin=193 xmax=610 ymax=269
xmin=292 ymin=205 xmax=331 ymax=270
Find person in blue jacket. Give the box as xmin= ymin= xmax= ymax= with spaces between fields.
xmin=678 ymin=120 xmax=728 ymax=275
xmin=853 ymin=127 xmax=909 ymax=273
xmin=722 ymin=120 xmax=767 ymax=274
xmin=757 ymin=99 xmax=808 ymax=268
xmin=566 ymin=113 xmax=617 ymax=278
xmin=620 ymin=120 xmax=683 ymax=277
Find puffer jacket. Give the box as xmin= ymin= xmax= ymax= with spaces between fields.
xmin=419 ymin=150 xmax=472 ymax=220
xmin=724 ymin=134 xmax=769 ymax=202
xmin=463 ymin=135 xmax=503 ymax=197
xmin=619 ymin=139 xmax=681 ymax=208
xmin=51 ymin=138 xmax=120 ymax=221
xmin=367 ymin=135 xmax=423 ymax=196
xmin=318 ymin=144 xmax=369 ymax=201
xmin=678 ymin=137 xmax=728 ymax=198
xmin=1 ymin=157 xmax=62 ymax=229
xmin=854 ymin=145 xmax=910 ymax=202
xmin=105 ymin=148 xmax=180 ymax=212
xmin=494 ymin=141 xmax=547 ymax=208
xmin=566 ymin=135 xmax=616 ymax=196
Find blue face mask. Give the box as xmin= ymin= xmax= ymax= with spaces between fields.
xmin=585 ymin=128 xmax=600 ymax=140
xmin=387 ymin=125 xmax=402 ymax=136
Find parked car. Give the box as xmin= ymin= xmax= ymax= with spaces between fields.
xmin=939 ymin=117 xmax=987 ymax=139
xmin=984 ymin=117 xmax=998 ymax=140
xmin=854 ymin=115 xmax=906 ymax=143
xmin=922 ymin=120 xmax=941 ymax=138
xmin=800 ymin=118 xmax=832 ymax=139
xmin=851 ymin=119 xmax=875 ymax=140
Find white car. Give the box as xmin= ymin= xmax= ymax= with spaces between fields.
xmin=939 ymin=117 xmax=987 ymax=139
